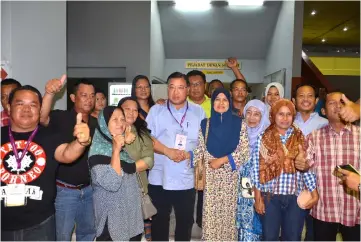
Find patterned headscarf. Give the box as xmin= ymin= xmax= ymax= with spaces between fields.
xmin=88 ymin=106 xmax=134 ymax=163
xmin=259 ymin=99 xmax=304 ymax=184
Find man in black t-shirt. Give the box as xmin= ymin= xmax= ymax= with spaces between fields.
xmin=40 ymin=78 xmax=97 ymax=241
xmin=1 ymin=85 xmax=91 ymax=241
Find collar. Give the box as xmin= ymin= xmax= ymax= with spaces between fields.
xmin=327 ymin=123 xmax=352 ymax=134
xmin=168 ymin=101 xmax=189 ymax=113
xmin=187 ymin=95 xmax=209 ymax=105
xmin=295 ymin=112 xmax=318 ymax=122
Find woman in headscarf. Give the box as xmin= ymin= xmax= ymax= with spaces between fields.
xmin=117 ymin=97 xmax=155 ymax=241
xmin=237 ymin=100 xmax=269 ymax=241
xmin=186 ymin=88 xmax=249 ymax=241
xmin=251 ymin=99 xmax=319 ymax=241
xmin=264 ymin=82 xmax=285 ymax=119
xmin=88 ymin=106 xmax=144 ymax=241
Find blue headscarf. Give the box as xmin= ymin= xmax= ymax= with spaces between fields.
xmin=243 ymin=100 xmax=269 ymax=153
xmin=200 ymin=88 xmax=241 ymax=158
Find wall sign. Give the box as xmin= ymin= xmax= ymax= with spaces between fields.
xmin=185 ymin=61 xmax=240 ymax=70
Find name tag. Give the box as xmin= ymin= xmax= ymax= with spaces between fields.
xmin=5 ymin=184 xmax=26 ymax=207
xmin=174 ymin=130 xmax=187 ymax=151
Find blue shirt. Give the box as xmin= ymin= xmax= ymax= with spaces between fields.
xmin=146 ymin=101 xmax=206 ymax=190
xmin=251 ymin=127 xmax=317 ymax=195
xmin=294 ymin=112 xmax=329 ymax=136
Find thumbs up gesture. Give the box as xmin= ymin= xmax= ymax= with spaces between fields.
xmin=339 ymin=94 xmax=360 ymax=123
xmin=45 ymin=74 xmax=67 ymax=95
xmin=124 ymin=125 xmax=136 ymax=144
xmin=295 ymin=144 xmax=309 ymax=171
xmin=73 ymin=113 xmax=91 ymax=146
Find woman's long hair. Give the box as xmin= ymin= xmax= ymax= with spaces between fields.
xmin=131 ymin=75 xmax=155 ymax=108
xmin=117 ymin=97 xmax=151 ymax=142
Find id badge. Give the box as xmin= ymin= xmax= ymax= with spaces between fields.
xmin=174 ymin=130 xmax=188 ymax=151
xmin=5 ymin=184 xmax=26 ymax=207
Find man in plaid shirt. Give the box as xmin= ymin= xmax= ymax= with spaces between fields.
xmin=1 ymin=79 xmax=21 ymax=127
xmin=306 ymin=92 xmax=360 ymax=241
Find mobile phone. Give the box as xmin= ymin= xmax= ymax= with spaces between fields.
xmin=336 ymin=164 xmax=360 ymax=175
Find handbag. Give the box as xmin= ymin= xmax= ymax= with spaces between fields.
xmin=195 ymin=118 xmax=210 ymax=191
xmin=136 ymin=172 xmax=157 ymax=219
xmin=240 ymin=177 xmax=254 ymax=198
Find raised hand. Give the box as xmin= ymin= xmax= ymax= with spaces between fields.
xmin=45 ymin=74 xmax=66 ymax=95
xmin=295 ymin=144 xmax=309 ymax=171
xmin=339 ymin=94 xmax=360 ymax=122
xmin=73 ymin=113 xmax=91 ymax=146
xmin=124 ymin=126 xmax=136 ymax=144
xmin=112 ymin=134 xmax=125 ymax=152
xmin=225 ymin=57 xmax=238 ymax=69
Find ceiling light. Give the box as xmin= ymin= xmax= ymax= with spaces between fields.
xmin=175 ymin=0 xmax=211 ymax=11
xmin=343 ymin=27 xmax=348 ymax=31
xmin=311 ymin=10 xmax=317 ymax=15
xmin=227 ymin=0 xmax=264 ymax=6
xmin=337 ymin=50 xmax=340 ymax=52
xmin=321 ymin=38 xmax=326 ymax=43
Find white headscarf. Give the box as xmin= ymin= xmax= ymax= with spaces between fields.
xmin=264 ymin=82 xmax=285 ymax=116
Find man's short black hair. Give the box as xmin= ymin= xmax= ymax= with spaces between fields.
xmin=1 ymin=78 xmax=21 ymax=88
xmin=8 ymin=85 xmax=43 ymax=106
xmin=230 ymin=79 xmax=249 ymax=92
xmin=209 ymin=79 xmax=224 ymax=87
xmin=72 ymin=79 xmax=95 ymax=95
xmin=167 ymin=72 xmax=189 ymax=86
xmin=95 ymin=88 xmax=107 ymax=98
xmin=293 ymin=83 xmax=318 ymax=98
xmin=186 ymin=70 xmax=206 ymax=83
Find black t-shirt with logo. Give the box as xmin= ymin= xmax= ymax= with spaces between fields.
xmin=1 ymin=126 xmax=68 ymax=230
xmin=48 ymin=109 xmax=97 ymax=186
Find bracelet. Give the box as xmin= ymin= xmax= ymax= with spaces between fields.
xmin=78 ymin=137 xmax=92 ymax=146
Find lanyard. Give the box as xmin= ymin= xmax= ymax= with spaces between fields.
xmin=167 ymin=101 xmax=188 ymax=128
xmin=8 ymin=125 xmax=39 ymax=170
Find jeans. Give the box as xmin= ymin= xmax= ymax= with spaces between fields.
xmin=260 ymin=194 xmax=307 ymax=241
xmin=1 ymin=214 xmax=55 ymax=241
xmin=148 ymin=185 xmax=196 ymax=241
xmin=55 ymin=183 xmax=96 ymax=241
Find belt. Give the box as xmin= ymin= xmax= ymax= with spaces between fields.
xmin=56 ymin=181 xmax=90 ymax=190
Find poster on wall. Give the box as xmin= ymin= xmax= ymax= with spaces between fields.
xmin=108 ymin=82 xmax=132 ymax=106
xmin=1 ymin=61 xmax=11 ymax=80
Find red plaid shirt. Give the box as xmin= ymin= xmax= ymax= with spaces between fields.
xmin=306 ymin=124 xmax=360 ymax=226
xmin=1 ymin=110 xmax=9 ymax=127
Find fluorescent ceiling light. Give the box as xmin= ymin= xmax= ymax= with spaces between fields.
xmin=228 ymin=0 xmax=264 ymax=6
xmin=175 ymin=0 xmax=211 ymax=12
xmin=311 ymin=10 xmax=317 ymax=15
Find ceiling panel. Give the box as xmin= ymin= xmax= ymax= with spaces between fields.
xmin=158 ymin=1 xmax=281 ymax=59
xmin=303 ymin=1 xmax=360 ymax=46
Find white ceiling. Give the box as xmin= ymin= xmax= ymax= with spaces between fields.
xmin=158 ymin=1 xmax=282 ymax=59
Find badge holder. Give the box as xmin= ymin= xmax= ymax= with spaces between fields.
xmin=4 ymin=183 xmax=27 ymax=207
xmin=174 ymin=130 xmax=188 ymax=151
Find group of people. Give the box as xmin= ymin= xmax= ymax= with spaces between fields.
xmin=1 ymin=57 xmax=360 ymax=242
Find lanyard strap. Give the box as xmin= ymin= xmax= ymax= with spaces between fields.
xmin=8 ymin=125 xmax=39 ymax=170
xmin=167 ymin=101 xmax=188 ymax=128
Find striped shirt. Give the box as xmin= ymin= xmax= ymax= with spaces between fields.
xmin=306 ymin=124 xmax=360 ymax=226
xmin=251 ymin=127 xmax=317 ymax=195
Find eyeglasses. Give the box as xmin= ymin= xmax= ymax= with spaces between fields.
xmin=135 ymin=86 xmax=150 ymax=90
xmin=189 ymin=82 xmax=203 ymax=88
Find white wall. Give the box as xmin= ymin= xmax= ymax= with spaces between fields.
xmin=150 ymin=0 xmax=165 ymax=82
xmin=67 ymin=1 xmax=151 ymax=82
xmin=164 ymin=59 xmax=265 ymax=83
xmin=1 ymin=1 xmax=67 ymax=109
xmin=265 ymin=1 xmax=296 ymax=98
